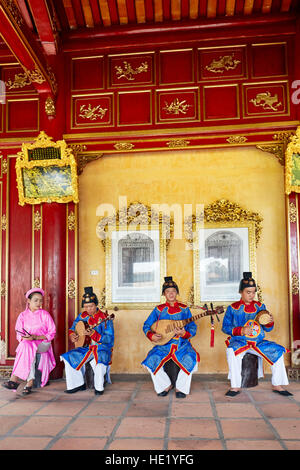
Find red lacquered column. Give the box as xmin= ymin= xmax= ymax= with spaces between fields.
xmin=42 ymin=202 xmax=67 ymax=379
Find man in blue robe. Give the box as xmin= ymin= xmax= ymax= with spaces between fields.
xmin=222 ymin=272 xmax=292 ymax=397
xmin=142 ymin=277 xmax=200 ymax=398
xmin=61 ymin=287 xmax=114 ymax=395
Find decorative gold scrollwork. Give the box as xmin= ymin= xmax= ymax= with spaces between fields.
xmin=289 ymin=202 xmax=297 ymax=223
xmin=250 ymin=91 xmax=282 ymax=111
xmin=292 ymin=273 xmax=299 ymax=296
xmin=79 ymin=104 xmax=107 ymax=121
xmin=68 ymin=279 xmax=76 ymax=299
xmin=163 ymin=98 xmax=191 ymax=115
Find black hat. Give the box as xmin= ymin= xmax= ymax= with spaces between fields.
xmin=162 ymin=276 xmax=179 ymax=295
xmin=81 ymin=286 xmax=98 ymax=307
xmin=239 ymin=272 xmax=257 ymax=292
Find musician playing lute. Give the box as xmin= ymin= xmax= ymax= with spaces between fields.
xmin=142 ymin=276 xmax=200 ymax=399
xmin=60 ymin=286 xmax=114 ymax=395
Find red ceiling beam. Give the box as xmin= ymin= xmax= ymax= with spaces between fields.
xmin=28 ymin=0 xmax=58 ymax=55
xmin=0 ymin=0 xmax=57 ymax=96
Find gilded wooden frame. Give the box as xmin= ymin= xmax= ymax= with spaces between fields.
xmin=189 ymin=199 xmax=262 ymax=306
xmin=16 ymin=131 xmax=79 ymax=205
xmin=105 ymin=225 xmax=167 ymax=309
xmin=97 ymin=202 xmax=171 ymax=309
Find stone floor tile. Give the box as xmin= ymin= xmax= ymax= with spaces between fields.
xmin=50 ymin=437 xmax=107 ymax=450
xmin=133 ymin=390 xmax=166 ymax=401
xmin=183 ymin=391 xmax=211 ymax=403
xmin=126 ymin=401 xmax=169 ymax=417
xmin=36 ymin=400 xmax=87 ymax=416
xmin=226 ymin=439 xmax=283 ymax=450
xmin=0 ymin=437 xmax=51 ymax=450
xmin=168 ymin=439 xmax=223 ymax=450
xmin=169 ymin=418 xmax=219 ymax=439
xmin=108 ymin=438 xmax=164 ymax=450
xmin=11 ymin=416 xmax=72 ymax=436
xmin=0 ymin=415 xmax=27 ymax=435
xmin=115 ymin=417 xmax=166 ymax=438
xmin=212 ymin=390 xmax=251 ymax=403
xmin=216 ymin=403 xmax=261 ymax=418
xmin=63 ymin=416 xmax=118 ymax=437
xmin=82 ymin=402 xmax=127 ymax=417
xmin=259 ymin=402 xmax=300 ymax=419
xmin=270 ymin=419 xmax=300 ymax=439
xmin=94 ymin=390 xmax=134 ymax=402
xmin=283 ymin=440 xmax=300 ymax=450
xmin=249 ymin=390 xmax=293 ymax=403
xmin=0 ymin=400 xmax=45 ymax=415
xmin=221 ymin=418 xmax=276 ymax=439
xmin=171 ymin=402 xmax=213 ymax=418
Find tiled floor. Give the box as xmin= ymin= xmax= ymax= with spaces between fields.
xmin=0 ymin=375 xmax=300 ymax=450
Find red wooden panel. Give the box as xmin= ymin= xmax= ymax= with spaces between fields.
xmin=72 ymin=94 xmax=113 ymax=127
xmin=6 ymin=98 xmax=39 ymax=132
xmin=251 ymin=43 xmax=288 ymax=78
xmin=203 ymin=84 xmax=239 ymax=120
xmin=7 ymin=158 xmax=32 ymax=358
xmin=118 ymin=90 xmax=152 ymax=125
xmin=71 ymin=56 xmax=104 ymax=90
xmin=243 ymin=82 xmax=288 ymax=117
xmin=159 ymin=49 xmax=194 ymax=85
xmin=157 ymin=88 xmax=199 ymax=122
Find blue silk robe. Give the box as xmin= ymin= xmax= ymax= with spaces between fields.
xmin=222 ymin=299 xmax=288 ymax=365
xmin=141 ymin=302 xmax=200 ymax=375
xmin=61 ymin=309 xmax=114 ymax=370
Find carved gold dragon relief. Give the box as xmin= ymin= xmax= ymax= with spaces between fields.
xmin=205 ymin=53 xmax=241 ymax=73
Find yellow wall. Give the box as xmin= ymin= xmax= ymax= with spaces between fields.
xmin=78 ymin=146 xmax=289 ymax=375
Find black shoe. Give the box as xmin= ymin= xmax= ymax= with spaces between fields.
xmin=225 ymin=389 xmax=240 ymax=397
xmin=157 ymin=390 xmax=169 ymax=397
xmin=2 ymin=380 xmax=19 ymax=390
xmin=175 ymin=391 xmax=186 ymax=398
xmin=273 ymin=389 xmax=293 ymax=397
xmin=95 ymin=389 xmax=104 ymax=395
xmin=64 ymin=384 xmax=86 ymax=394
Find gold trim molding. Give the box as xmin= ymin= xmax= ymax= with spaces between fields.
xmin=285 ymin=126 xmax=300 ymax=195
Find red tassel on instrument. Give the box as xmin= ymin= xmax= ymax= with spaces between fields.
xmin=210 ymin=326 xmax=215 ymax=347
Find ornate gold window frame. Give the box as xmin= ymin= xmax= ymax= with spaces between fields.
xmin=16 ymin=131 xmax=79 ymax=205
xmin=188 ymin=199 xmax=262 ymax=306
xmin=96 ymin=202 xmax=171 ymax=309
